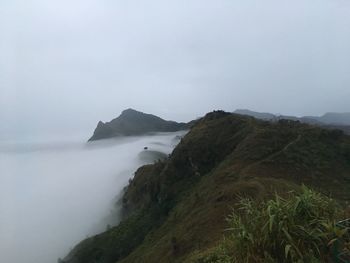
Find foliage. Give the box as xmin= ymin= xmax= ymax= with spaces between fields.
xmin=226 ymin=187 xmax=346 ymax=263
xmin=63 ymin=207 xmax=164 ymax=263
xmin=188 ymin=243 xmax=233 ymax=263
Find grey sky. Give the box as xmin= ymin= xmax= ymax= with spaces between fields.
xmin=1 ymin=0 xmax=350 ymax=138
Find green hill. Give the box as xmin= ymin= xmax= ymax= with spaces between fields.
xmin=65 ymin=111 xmax=350 ymax=263
xmin=88 ymin=109 xmax=189 ymax=141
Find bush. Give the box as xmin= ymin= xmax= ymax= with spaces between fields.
xmin=189 ymin=243 xmax=233 ymax=263
xmin=226 ymin=186 xmax=347 ymax=263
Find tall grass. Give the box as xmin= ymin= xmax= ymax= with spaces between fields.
xmin=190 ymin=187 xmax=350 ymax=263
xmin=226 ymin=186 xmax=348 ymax=263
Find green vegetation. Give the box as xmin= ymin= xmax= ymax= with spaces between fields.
xmin=64 ymin=207 xmax=166 ymax=263
xmin=192 ymin=187 xmax=349 ymax=263
xmin=65 ymin=111 xmax=350 ymax=263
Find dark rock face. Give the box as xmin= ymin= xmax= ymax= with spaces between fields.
xmin=88 ymin=109 xmax=190 ymax=141
xmin=89 ymin=121 xmax=117 ymax=141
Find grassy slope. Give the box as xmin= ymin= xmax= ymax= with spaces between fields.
xmin=64 ymin=111 xmax=350 ymax=263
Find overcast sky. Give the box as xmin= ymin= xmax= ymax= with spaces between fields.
xmin=1 ymin=0 xmax=350 ymax=139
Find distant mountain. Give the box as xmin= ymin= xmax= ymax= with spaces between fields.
xmin=234 ymin=109 xmax=275 ymax=120
xmin=306 ymin=112 xmax=350 ymax=126
xmin=234 ymin=109 xmax=350 ymax=134
xmin=88 ymin=109 xmax=189 ymax=141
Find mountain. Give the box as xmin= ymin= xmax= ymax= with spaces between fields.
xmin=64 ymin=111 xmax=350 ymax=263
xmin=234 ymin=109 xmax=350 ymax=134
xmin=88 ymin=109 xmax=190 ymax=141
xmin=233 ymin=109 xmax=322 ymax=124
xmin=234 ymin=109 xmax=275 ymax=120
xmin=306 ymin=112 xmax=350 ymax=126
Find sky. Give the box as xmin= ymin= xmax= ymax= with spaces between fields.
xmin=1 ymin=0 xmax=350 ymax=139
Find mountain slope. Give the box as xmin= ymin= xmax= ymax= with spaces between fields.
xmin=88 ymin=109 xmax=189 ymax=141
xmin=65 ymin=111 xmax=350 ymax=263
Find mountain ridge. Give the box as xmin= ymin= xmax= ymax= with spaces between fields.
xmin=64 ymin=110 xmax=350 ymax=263
xmin=234 ymin=109 xmax=350 ymax=134
xmin=88 ymin=109 xmax=190 ymax=141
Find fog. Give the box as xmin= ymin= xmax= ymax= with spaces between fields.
xmin=0 ymin=132 xmax=185 ymax=263
xmin=1 ymin=1 xmax=350 ymax=262
xmin=1 ymin=0 xmax=350 ymax=139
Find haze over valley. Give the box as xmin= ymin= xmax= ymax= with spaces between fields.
xmin=0 ymin=132 xmax=184 ymax=263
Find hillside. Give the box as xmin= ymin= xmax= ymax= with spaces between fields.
xmin=88 ymin=109 xmax=189 ymax=141
xmin=64 ymin=111 xmax=350 ymax=263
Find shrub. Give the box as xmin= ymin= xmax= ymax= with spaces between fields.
xmin=189 ymin=243 xmax=233 ymax=263
xmin=226 ymin=186 xmax=347 ymax=263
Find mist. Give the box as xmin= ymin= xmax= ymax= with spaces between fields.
xmin=1 ymin=0 xmax=350 ymax=262
xmin=0 ymin=132 xmax=185 ymax=263
xmin=1 ymin=0 xmax=350 ymax=138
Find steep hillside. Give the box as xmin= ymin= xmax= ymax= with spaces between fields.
xmin=65 ymin=111 xmax=350 ymax=263
xmin=89 ymin=109 xmax=189 ymax=141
